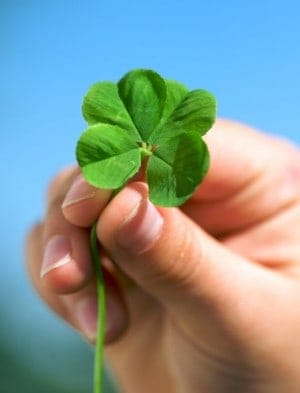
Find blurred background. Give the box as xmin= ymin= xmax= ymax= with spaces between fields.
xmin=1 ymin=1 xmax=300 ymax=392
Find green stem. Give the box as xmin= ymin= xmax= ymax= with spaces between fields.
xmin=90 ymin=223 xmax=106 ymax=393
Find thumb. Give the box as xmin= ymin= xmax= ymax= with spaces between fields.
xmin=97 ymin=182 xmax=269 ymax=332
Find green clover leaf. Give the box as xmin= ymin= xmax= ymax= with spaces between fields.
xmin=147 ymin=131 xmax=210 ymax=206
xmin=166 ymin=89 xmax=217 ymax=135
xmin=82 ymin=81 xmax=140 ymax=140
xmin=118 ymin=69 xmax=167 ymax=140
xmin=76 ymin=68 xmax=217 ymax=207
xmin=77 ymin=124 xmax=141 ymax=188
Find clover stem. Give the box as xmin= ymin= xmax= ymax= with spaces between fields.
xmin=90 ymin=223 xmax=106 ymax=393
xmin=137 ymin=141 xmax=157 ymax=161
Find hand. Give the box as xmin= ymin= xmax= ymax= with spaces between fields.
xmin=26 ymin=120 xmax=300 ymax=392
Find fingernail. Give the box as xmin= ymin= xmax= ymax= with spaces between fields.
xmin=76 ymin=296 xmax=98 ymax=343
xmin=62 ymin=174 xmax=96 ymax=209
xmin=75 ymin=293 xmax=126 ymax=344
xmin=41 ymin=235 xmax=73 ymax=277
xmin=117 ymin=188 xmax=163 ymax=254
xmin=105 ymin=293 xmax=127 ymax=341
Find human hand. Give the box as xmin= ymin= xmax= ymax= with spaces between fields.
xmin=26 ymin=120 xmax=300 ymax=392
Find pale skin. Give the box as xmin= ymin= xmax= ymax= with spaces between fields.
xmin=26 ymin=120 xmax=300 ymax=392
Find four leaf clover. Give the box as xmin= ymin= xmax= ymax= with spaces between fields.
xmin=76 ymin=69 xmax=216 ymax=207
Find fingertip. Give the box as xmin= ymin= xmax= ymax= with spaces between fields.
xmin=41 ymin=261 xmax=87 ymax=294
xmin=62 ymin=174 xmax=112 ymax=227
xmin=104 ymin=289 xmax=130 ymax=345
xmin=41 ymin=230 xmax=93 ymax=294
xmin=61 ymin=270 xmax=129 ymax=345
xmin=115 ymin=187 xmax=164 ymax=255
xmin=25 ymin=221 xmax=71 ymax=319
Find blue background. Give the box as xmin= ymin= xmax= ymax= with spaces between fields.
xmin=1 ymin=1 xmax=300 ymax=392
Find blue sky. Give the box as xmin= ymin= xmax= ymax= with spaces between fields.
xmin=1 ymin=0 xmax=300 ymax=391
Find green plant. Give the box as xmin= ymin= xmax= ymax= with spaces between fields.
xmin=76 ymin=69 xmax=217 ymax=393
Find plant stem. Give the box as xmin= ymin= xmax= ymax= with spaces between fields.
xmin=90 ymin=223 xmax=106 ymax=393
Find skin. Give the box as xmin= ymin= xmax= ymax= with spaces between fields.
xmin=26 ymin=119 xmax=300 ymax=393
